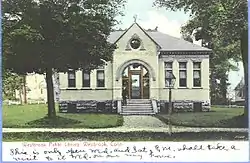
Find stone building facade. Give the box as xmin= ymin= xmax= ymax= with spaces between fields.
xmin=58 ymin=23 xmax=212 ymax=114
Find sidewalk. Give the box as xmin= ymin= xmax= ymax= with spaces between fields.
xmin=3 ymin=127 xmax=248 ymax=133
xmin=3 ymin=116 xmax=248 ymax=133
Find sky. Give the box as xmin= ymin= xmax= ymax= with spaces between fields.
xmin=114 ymin=0 xmax=244 ymax=98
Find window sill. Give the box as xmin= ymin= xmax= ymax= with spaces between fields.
xmin=192 ymin=87 xmax=203 ymax=89
xmin=81 ymin=88 xmax=92 ymax=90
xmin=66 ymin=88 xmax=78 ymax=90
xmin=178 ymin=87 xmax=189 ymax=89
xmin=95 ymin=88 xmax=107 ymax=90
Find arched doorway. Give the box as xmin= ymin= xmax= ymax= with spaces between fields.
xmin=122 ymin=63 xmax=150 ymax=99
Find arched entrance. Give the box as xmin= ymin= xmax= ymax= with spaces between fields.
xmin=122 ymin=63 xmax=150 ymax=99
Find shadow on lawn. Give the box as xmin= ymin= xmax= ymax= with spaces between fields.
xmin=3 ymin=131 xmax=248 ymax=142
xmin=25 ymin=116 xmax=82 ymax=128
xmin=156 ymin=114 xmax=248 ymax=128
xmin=220 ymin=115 xmax=248 ymax=128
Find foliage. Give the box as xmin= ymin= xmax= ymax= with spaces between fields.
xmin=2 ymin=70 xmax=24 ymax=100
xmin=182 ymin=18 xmax=240 ymax=104
xmin=3 ymin=0 xmax=126 ymax=118
xmin=154 ymin=0 xmax=248 ymax=66
xmin=154 ymin=0 xmax=248 ymax=112
xmin=182 ymin=34 xmax=193 ymax=43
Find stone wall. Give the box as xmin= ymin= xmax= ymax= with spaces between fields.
xmin=59 ymin=100 xmax=117 ymax=113
xmin=158 ymin=100 xmax=210 ymax=113
xmin=59 ymin=99 xmax=210 ymax=114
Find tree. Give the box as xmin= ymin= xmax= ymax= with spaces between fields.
xmin=3 ymin=70 xmax=24 ymax=101
xmin=154 ymin=0 xmax=248 ymax=115
xmin=182 ymin=34 xmax=193 ymax=43
xmin=3 ymin=0 xmax=126 ymax=118
xmin=182 ymin=19 xmax=239 ymax=105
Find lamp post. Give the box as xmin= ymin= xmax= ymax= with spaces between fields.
xmin=168 ymin=72 xmax=176 ymax=136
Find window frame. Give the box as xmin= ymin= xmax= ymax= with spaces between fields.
xmin=179 ymin=62 xmax=187 ymax=87
xmin=96 ymin=66 xmax=105 ymax=88
xmin=130 ymin=38 xmax=141 ymax=49
xmin=164 ymin=62 xmax=173 ymax=87
xmin=82 ymin=71 xmax=91 ymax=88
xmin=193 ymin=62 xmax=201 ymax=87
xmin=68 ymin=70 xmax=76 ymax=88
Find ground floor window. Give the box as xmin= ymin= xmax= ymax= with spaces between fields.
xmin=179 ymin=62 xmax=187 ymax=87
xmin=82 ymin=71 xmax=90 ymax=87
xmin=96 ymin=70 xmax=105 ymax=87
xmin=68 ymin=70 xmax=76 ymax=87
xmin=193 ymin=62 xmax=201 ymax=87
xmin=165 ymin=62 xmax=173 ymax=87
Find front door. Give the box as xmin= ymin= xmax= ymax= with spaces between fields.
xmin=130 ymin=71 xmax=141 ymax=99
xmin=122 ymin=64 xmax=150 ymax=99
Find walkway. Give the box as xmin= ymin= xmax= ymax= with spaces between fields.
xmin=122 ymin=115 xmax=168 ymax=128
xmin=2 ymin=115 xmax=248 ymax=133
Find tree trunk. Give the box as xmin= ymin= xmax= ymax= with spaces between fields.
xmin=23 ymin=75 xmax=27 ymax=104
xmin=241 ymin=29 xmax=248 ymax=117
xmin=45 ymin=67 xmax=56 ymax=118
xmin=220 ymin=76 xmax=228 ymax=105
xmin=19 ymin=88 xmax=23 ymax=105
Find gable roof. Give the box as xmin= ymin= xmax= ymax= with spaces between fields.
xmin=111 ymin=23 xmax=161 ymax=48
xmin=147 ymin=31 xmax=211 ymax=51
xmin=108 ymin=24 xmax=212 ymax=52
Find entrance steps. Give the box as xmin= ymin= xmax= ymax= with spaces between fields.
xmin=121 ymin=99 xmax=155 ymax=115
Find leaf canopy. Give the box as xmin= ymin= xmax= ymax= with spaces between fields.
xmin=3 ymin=0 xmax=126 ymax=74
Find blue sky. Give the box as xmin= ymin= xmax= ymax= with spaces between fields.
xmin=115 ymin=0 xmax=244 ymax=98
xmin=115 ymin=0 xmax=189 ymax=37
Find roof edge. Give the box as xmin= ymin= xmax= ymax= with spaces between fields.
xmin=113 ymin=23 xmax=135 ymax=44
xmin=113 ymin=23 xmax=161 ymax=49
xmin=160 ymin=50 xmax=212 ymax=55
xmin=135 ymin=23 xmax=161 ymax=48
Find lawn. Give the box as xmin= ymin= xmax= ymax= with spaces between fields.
xmin=156 ymin=107 xmax=247 ymax=128
xmin=3 ymin=131 xmax=248 ymax=142
xmin=3 ymin=104 xmax=123 ymax=128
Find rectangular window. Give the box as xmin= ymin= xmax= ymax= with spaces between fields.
xmin=179 ymin=62 xmax=187 ymax=87
xmin=193 ymin=62 xmax=201 ymax=87
xmin=97 ymin=70 xmax=105 ymax=87
xmin=82 ymin=71 xmax=90 ymax=87
xmin=164 ymin=62 xmax=173 ymax=87
xmin=68 ymin=70 xmax=76 ymax=87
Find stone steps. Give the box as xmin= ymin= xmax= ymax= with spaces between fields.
xmin=121 ymin=112 xmax=155 ymax=115
xmin=123 ymin=104 xmax=152 ymax=107
xmin=121 ymin=99 xmax=154 ymax=115
xmin=127 ymin=100 xmax=151 ymax=103
xmin=122 ymin=109 xmax=153 ymax=112
xmin=122 ymin=105 xmax=152 ymax=108
xmin=126 ymin=102 xmax=151 ymax=105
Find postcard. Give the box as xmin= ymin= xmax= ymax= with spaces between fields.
xmin=2 ymin=0 xmax=249 ymax=162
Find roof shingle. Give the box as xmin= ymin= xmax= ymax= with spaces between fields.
xmin=108 ymin=30 xmax=211 ymax=52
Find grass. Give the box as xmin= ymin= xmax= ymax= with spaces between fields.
xmin=3 ymin=104 xmax=123 ymax=128
xmin=156 ymin=107 xmax=247 ymax=128
xmin=3 ymin=131 xmax=248 ymax=142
